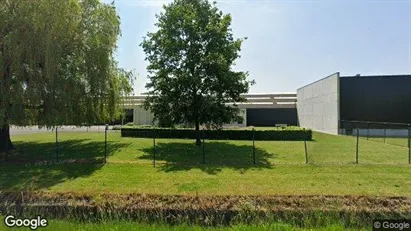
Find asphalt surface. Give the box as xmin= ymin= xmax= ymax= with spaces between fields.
xmin=10 ymin=126 xmax=119 ymax=135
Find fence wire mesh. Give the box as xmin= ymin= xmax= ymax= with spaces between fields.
xmin=339 ymin=120 xmax=411 ymax=164
xmin=3 ymin=123 xmax=410 ymax=166
xmin=2 ymin=126 xmax=117 ymax=165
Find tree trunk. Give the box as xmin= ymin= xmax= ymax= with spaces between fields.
xmin=195 ymin=121 xmax=201 ymax=146
xmin=1 ymin=56 xmax=13 ymax=154
xmin=0 ymin=125 xmax=14 ymax=153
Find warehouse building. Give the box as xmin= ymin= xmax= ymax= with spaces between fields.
xmin=122 ymin=93 xmax=298 ymax=127
xmin=120 ymin=72 xmax=411 ymax=133
xmin=297 ymin=72 xmax=411 ymax=135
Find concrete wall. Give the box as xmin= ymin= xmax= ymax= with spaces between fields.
xmin=133 ymin=106 xmax=157 ymax=125
xmin=297 ymin=72 xmax=340 ymax=134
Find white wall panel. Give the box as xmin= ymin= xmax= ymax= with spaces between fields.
xmin=297 ymin=73 xmax=340 ymax=134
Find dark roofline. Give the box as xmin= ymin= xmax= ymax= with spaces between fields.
xmin=340 ymin=74 xmax=411 ymax=78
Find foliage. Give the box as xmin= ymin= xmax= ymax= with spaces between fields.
xmin=141 ymin=0 xmax=255 ymax=131
xmin=0 ymin=0 xmax=134 ymax=128
xmin=0 ymin=192 xmax=408 ymax=229
xmin=121 ymin=127 xmax=312 ymax=141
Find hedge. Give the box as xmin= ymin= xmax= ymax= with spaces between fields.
xmin=121 ymin=127 xmax=312 ymax=141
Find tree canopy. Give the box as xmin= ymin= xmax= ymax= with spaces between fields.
xmin=141 ymin=0 xmax=254 ymax=145
xmin=0 ymin=0 xmax=134 ymax=151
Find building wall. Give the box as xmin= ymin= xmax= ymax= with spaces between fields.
xmin=297 ymin=72 xmax=340 ymax=134
xmin=340 ymin=75 xmax=411 ymax=124
xmin=132 ymin=107 xmax=246 ymax=127
xmin=133 ymin=106 xmax=157 ymax=125
xmin=246 ymin=108 xmax=297 ymax=126
xmin=342 ymin=128 xmax=410 ymax=137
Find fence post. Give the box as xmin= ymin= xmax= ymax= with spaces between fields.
xmin=352 ymin=122 xmax=355 ymax=137
xmin=408 ymin=125 xmax=410 ymax=164
xmin=55 ymin=126 xmax=59 ymax=162
xmin=367 ymin=122 xmax=370 ymax=140
xmin=383 ymin=123 xmax=387 ymax=143
xmin=356 ymin=127 xmax=359 ymax=164
xmin=202 ymin=128 xmax=205 ymax=164
xmin=304 ymin=128 xmax=308 ymax=164
xmin=153 ymin=131 xmax=156 ymax=168
xmin=104 ymin=124 xmax=108 ymax=163
xmin=252 ymin=128 xmax=256 ymax=165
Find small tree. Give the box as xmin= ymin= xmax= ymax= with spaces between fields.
xmin=141 ymin=0 xmax=254 ymax=146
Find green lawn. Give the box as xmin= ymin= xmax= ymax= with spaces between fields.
xmin=0 ymin=217 xmax=366 ymax=231
xmin=365 ymin=136 xmax=410 ymax=148
xmin=0 ymin=131 xmax=410 ymax=196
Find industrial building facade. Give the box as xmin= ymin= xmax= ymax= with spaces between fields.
xmin=122 ymin=93 xmax=298 ymax=127
xmin=122 ymin=72 xmax=411 ymax=133
xmin=297 ymin=73 xmax=411 ymax=135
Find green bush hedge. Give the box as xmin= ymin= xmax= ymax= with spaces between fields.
xmin=121 ymin=127 xmax=312 ymax=141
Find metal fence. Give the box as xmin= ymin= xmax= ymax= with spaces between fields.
xmin=2 ymin=126 xmax=116 ymax=164
xmin=143 ymin=128 xmax=313 ymax=169
xmin=340 ymin=120 xmax=411 ymax=164
xmin=3 ymin=122 xmax=410 ymax=166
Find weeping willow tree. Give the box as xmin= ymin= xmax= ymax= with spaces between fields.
xmin=0 ymin=0 xmax=134 ymax=152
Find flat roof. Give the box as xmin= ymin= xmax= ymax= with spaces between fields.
xmin=340 ymin=74 xmax=411 ymax=78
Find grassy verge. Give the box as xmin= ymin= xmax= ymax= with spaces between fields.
xmin=1 ymin=131 xmax=409 ymax=230
xmin=1 ymin=193 xmax=387 ymax=230
xmin=0 ymin=131 xmax=410 ymax=195
xmin=0 ymin=216 xmax=367 ymax=231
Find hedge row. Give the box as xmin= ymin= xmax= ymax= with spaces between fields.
xmin=120 ymin=125 xmax=305 ymax=131
xmin=121 ymin=128 xmax=312 ymax=141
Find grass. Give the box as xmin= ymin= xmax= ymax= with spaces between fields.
xmin=0 ymin=131 xmax=410 ymax=196
xmin=0 ymin=216 xmax=367 ymax=231
xmin=365 ymin=136 xmax=410 ymax=148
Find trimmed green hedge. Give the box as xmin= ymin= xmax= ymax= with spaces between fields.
xmin=121 ymin=127 xmax=312 ymax=141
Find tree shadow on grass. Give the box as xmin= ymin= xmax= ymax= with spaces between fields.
xmin=0 ymin=139 xmax=131 ymax=191
xmin=139 ymin=141 xmax=275 ymax=174
xmin=2 ymin=140 xmax=130 ymax=162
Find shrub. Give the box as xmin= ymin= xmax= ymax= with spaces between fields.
xmin=121 ymin=127 xmax=312 ymax=141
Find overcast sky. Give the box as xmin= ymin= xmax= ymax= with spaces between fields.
xmin=103 ymin=0 xmax=411 ymax=94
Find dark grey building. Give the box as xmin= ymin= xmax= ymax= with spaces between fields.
xmin=297 ymin=73 xmax=411 ymax=134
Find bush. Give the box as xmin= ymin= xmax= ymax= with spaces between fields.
xmin=121 ymin=127 xmax=312 ymax=141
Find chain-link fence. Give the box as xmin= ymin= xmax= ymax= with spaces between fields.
xmin=2 ymin=126 xmax=119 ymax=164
xmin=4 ymin=123 xmax=410 ymax=167
xmin=339 ymin=120 xmax=411 ymax=164
xmin=140 ymin=129 xmax=311 ymax=170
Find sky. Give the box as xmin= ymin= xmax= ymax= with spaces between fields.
xmin=103 ymin=0 xmax=411 ymax=94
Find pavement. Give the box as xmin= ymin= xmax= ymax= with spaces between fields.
xmin=10 ymin=125 xmax=119 ymax=135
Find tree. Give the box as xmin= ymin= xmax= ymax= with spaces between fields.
xmin=141 ymin=0 xmax=254 ymax=146
xmin=0 ymin=0 xmax=134 ymax=152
